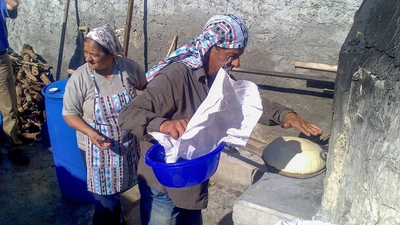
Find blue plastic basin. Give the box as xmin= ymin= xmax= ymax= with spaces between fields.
xmin=145 ymin=142 xmax=226 ymax=188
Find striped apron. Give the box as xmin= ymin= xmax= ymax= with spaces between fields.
xmin=85 ymin=60 xmax=139 ymax=195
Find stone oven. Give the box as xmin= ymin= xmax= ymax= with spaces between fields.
xmin=318 ymin=0 xmax=400 ymax=224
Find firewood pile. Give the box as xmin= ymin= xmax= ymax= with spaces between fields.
xmin=9 ymin=44 xmax=55 ymax=140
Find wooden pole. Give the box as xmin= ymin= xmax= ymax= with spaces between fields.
xmin=166 ymin=36 xmax=178 ymax=56
xmin=294 ymin=61 xmax=338 ymax=73
xmin=55 ymin=0 xmax=70 ymax=81
xmin=123 ymin=0 xmax=134 ymax=56
xmin=232 ymin=67 xmax=335 ymax=83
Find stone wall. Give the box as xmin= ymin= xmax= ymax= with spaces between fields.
xmin=5 ymin=1 xmax=361 ymax=132
xmin=318 ymin=0 xmax=400 ymax=224
xmin=5 ymin=1 xmax=360 ymax=132
xmin=7 ymin=0 xmax=361 ymax=78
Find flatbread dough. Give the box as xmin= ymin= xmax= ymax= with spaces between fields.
xmin=262 ymin=136 xmax=326 ymax=175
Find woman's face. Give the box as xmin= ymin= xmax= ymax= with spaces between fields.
xmin=83 ymin=39 xmax=114 ymax=72
xmin=204 ymin=46 xmax=245 ymax=76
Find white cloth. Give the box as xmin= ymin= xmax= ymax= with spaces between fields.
xmin=150 ymin=68 xmax=263 ymax=163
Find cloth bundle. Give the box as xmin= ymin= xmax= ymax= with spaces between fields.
xmin=150 ymin=68 xmax=263 ymax=163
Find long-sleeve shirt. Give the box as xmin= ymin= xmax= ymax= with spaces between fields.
xmin=118 ymin=62 xmax=294 ymax=209
xmin=0 ymin=0 xmax=18 ymax=50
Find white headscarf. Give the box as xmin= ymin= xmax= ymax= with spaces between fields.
xmin=86 ymin=24 xmax=125 ymax=57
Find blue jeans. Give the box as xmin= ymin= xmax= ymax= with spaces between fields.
xmin=139 ymin=184 xmax=203 ymax=225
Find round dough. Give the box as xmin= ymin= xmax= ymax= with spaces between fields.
xmin=262 ymin=136 xmax=326 ymax=175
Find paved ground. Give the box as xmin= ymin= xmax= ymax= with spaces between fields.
xmin=0 ymin=140 xmax=249 ymax=225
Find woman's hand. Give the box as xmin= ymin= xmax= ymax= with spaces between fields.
xmin=159 ymin=119 xmax=189 ymax=140
xmin=63 ymin=115 xmax=111 ymax=150
xmin=283 ymin=112 xmax=323 ymax=136
xmin=87 ymin=130 xmax=111 ymax=150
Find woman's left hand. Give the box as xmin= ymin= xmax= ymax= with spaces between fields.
xmin=283 ymin=112 xmax=323 ymax=136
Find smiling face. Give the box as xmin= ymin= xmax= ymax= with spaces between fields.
xmin=83 ymin=38 xmax=114 ymax=73
xmin=204 ymin=46 xmax=245 ymax=76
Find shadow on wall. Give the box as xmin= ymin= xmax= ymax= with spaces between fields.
xmin=65 ymin=0 xmax=150 ymax=73
xmin=68 ymin=31 xmax=85 ymax=72
xmin=257 ymin=82 xmax=334 ymax=99
xmin=67 ymin=0 xmax=85 ymax=73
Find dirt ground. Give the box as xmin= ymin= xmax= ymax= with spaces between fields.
xmin=0 ymin=68 xmax=334 ymax=225
xmin=0 ymin=140 xmax=247 ymax=225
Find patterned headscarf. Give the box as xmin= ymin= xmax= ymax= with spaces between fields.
xmin=86 ymin=24 xmax=125 ymax=57
xmin=146 ymin=14 xmax=249 ymax=81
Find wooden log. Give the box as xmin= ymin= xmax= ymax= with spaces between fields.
xmin=24 ymin=90 xmax=33 ymax=105
xmin=29 ymin=82 xmax=44 ymax=92
xmin=40 ymin=73 xmax=52 ymax=85
xmin=31 ymin=65 xmax=39 ymax=76
xmin=18 ymin=78 xmax=32 ymax=95
xmin=9 ymin=55 xmax=49 ymax=67
xmin=9 ymin=45 xmax=51 ymax=140
xmin=21 ymin=132 xmax=40 ymax=140
xmin=21 ymin=123 xmax=30 ymax=130
xmin=32 ymin=92 xmax=43 ymax=101
xmin=21 ymin=44 xmax=38 ymax=61
xmin=15 ymin=83 xmax=23 ymax=109
xmin=16 ymin=68 xmax=24 ymax=80
xmin=294 ymin=61 xmax=338 ymax=73
xmin=18 ymin=102 xmax=28 ymax=113
xmin=23 ymin=66 xmax=37 ymax=81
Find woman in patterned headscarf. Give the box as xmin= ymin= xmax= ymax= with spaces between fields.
xmin=119 ymin=14 xmax=322 ymax=225
xmin=63 ymin=24 xmax=147 ymax=225
xmin=118 ymin=14 xmax=249 ymax=225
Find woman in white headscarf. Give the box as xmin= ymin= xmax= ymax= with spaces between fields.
xmin=62 ymin=24 xmax=147 ymax=225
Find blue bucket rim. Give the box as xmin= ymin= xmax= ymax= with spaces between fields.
xmin=145 ymin=141 xmax=226 ymax=169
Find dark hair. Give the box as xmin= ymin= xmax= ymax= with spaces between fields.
xmin=84 ymin=37 xmax=111 ymax=55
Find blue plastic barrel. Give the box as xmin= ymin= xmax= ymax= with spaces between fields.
xmin=42 ymin=78 xmax=94 ymax=204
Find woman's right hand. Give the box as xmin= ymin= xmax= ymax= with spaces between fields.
xmin=63 ymin=115 xmax=112 ymax=150
xmin=87 ymin=130 xmax=111 ymax=150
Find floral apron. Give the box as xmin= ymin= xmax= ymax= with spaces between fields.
xmin=85 ymin=60 xmax=139 ymax=195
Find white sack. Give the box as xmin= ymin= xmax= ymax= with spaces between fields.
xmin=150 ymin=68 xmax=263 ymax=163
